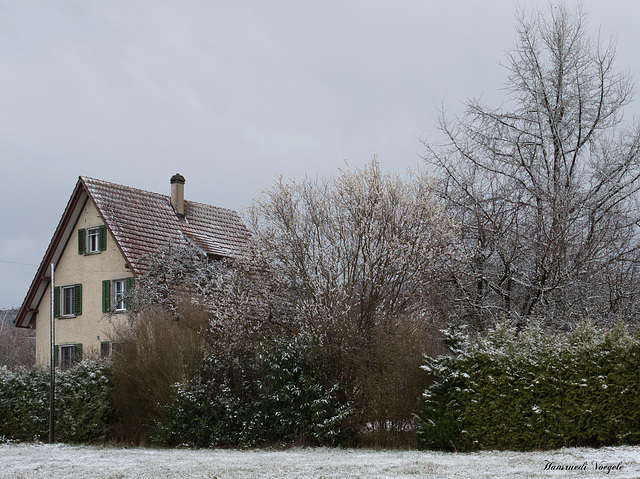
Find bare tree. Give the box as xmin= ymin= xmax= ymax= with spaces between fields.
xmin=424 ymin=4 xmax=640 ymax=329
xmin=0 ymin=309 xmax=35 ymax=369
xmin=247 ymin=159 xmax=457 ymax=444
xmin=247 ymin=158 xmax=459 ymax=333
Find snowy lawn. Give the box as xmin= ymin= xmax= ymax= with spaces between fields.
xmin=1 ymin=443 xmax=639 ymax=478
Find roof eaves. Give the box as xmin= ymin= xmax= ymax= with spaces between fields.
xmin=15 ymin=177 xmax=88 ymax=328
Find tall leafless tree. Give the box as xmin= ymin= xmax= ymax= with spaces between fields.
xmin=0 ymin=309 xmax=35 ymax=369
xmin=248 ymin=158 xmax=459 ymax=333
xmin=247 ymin=159 xmax=458 ymax=443
xmin=424 ymin=4 xmax=640 ymax=329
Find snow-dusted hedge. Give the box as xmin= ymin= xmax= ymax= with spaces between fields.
xmin=0 ymin=360 xmax=116 ymax=443
xmin=155 ymin=334 xmax=354 ymax=447
xmin=416 ymin=322 xmax=640 ymax=451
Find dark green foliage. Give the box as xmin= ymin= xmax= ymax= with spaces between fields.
xmin=55 ymin=360 xmax=116 ymax=443
xmin=0 ymin=360 xmax=116 ymax=443
xmin=416 ymin=321 xmax=640 ymax=451
xmin=155 ymin=334 xmax=354 ymax=447
xmin=0 ymin=367 xmax=49 ymax=441
xmin=250 ymin=335 xmax=354 ymax=446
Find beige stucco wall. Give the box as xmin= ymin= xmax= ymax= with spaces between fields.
xmin=34 ymin=197 xmax=133 ymax=365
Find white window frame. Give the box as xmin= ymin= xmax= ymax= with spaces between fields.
xmin=61 ymin=285 xmax=75 ymax=317
xmin=87 ymin=227 xmax=100 ymax=253
xmin=114 ymin=279 xmax=127 ymax=311
xmin=60 ymin=345 xmax=75 ymax=369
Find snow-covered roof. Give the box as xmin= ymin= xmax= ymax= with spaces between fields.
xmin=82 ymin=176 xmax=252 ymax=276
xmin=15 ymin=175 xmax=253 ymax=328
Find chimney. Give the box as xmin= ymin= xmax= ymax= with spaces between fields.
xmin=170 ymin=173 xmax=185 ymax=218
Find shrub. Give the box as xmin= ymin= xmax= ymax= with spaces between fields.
xmin=0 ymin=366 xmax=49 ymax=441
xmin=55 ymin=360 xmax=117 ymax=443
xmin=0 ymin=360 xmax=115 ymax=443
xmin=110 ymin=302 xmax=206 ymax=444
xmin=249 ymin=334 xmax=354 ymax=446
xmin=416 ymin=321 xmax=640 ymax=451
xmin=155 ymin=334 xmax=355 ymax=447
xmin=311 ymin=308 xmax=446 ymax=447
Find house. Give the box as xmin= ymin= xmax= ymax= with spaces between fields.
xmin=14 ymin=174 xmax=252 ymax=367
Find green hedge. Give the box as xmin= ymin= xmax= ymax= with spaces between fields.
xmin=0 ymin=360 xmax=116 ymax=443
xmin=416 ymin=321 xmax=640 ymax=451
xmin=155 ymin=334 xmax=354 ymax=447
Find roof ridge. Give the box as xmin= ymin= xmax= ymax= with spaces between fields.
xmin=80 ymin=175 xmax=169 ymax=200
xmin=80 ymin=176 xmax=239 ymax=214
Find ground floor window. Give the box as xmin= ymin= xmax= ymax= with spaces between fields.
xmin=56 ymin=343 xmax=82 ymax=369
xmin=100 ymin=341 xmax=121 ymax=357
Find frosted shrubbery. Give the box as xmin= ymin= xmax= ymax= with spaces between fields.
xmin=416 ymin=321 xmax=640 ymax=451
xmin=0 ymin=366 xmax=48 ymax=441
xmin=155 ymin=334 xmax=354 ymax=447
xmin=0 ymin=360 xmax=115 ymax=443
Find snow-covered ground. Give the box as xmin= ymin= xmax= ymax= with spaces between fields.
xmin=1 ymin=443 xmax=639 ymax=478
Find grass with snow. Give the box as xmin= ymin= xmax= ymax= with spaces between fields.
xmin=1 ymin=443 xmax=639 ymax=478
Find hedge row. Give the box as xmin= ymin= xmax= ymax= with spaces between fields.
xmin=0 ymin=336 xmax=354 ymax=447
xmin=416 ymin=321 xmax=640 ymax=451
xmin=0 ymin=360 xmax=115 ymax=443
xmin=155 ymin=334 xmax=355 ymax=447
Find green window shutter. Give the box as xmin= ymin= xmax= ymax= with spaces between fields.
xmin=54 ymin=345 xmax=59 ymax=367
xmin=78 ymin=229 xmax=86 ymax=254
xmin=98 ymin=225 xmax=107 ymax=251
xmin=100 ymin=341 xmax=110 ymax=357
xmin=73 ymin=343 xmax=83 ymax=364
xmin=125 ymin=277 xmax=135 ymax=310
xmin=53 ymin=286 xmax=60 ymax=318
xmin=74 ymin=284 xmax=82 ymax=316
xmin=102 ymin=280 xmax=111 ymax=313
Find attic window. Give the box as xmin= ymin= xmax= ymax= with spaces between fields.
xmin=78 ymin=226 xmax=107 ymax=254
xmin=87 ymin=227 xmax=100 ymax=253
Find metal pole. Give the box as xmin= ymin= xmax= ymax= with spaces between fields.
xmin=49 ymin=263 xmax=55 ymax=444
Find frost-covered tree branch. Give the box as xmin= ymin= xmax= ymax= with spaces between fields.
xmin=131 ymin=241 xmax=299 ymax=347
xmin=247 ymin=157 xmax=460 ymax=333
xmin=423 ymin=4 xmax=640 ymax=329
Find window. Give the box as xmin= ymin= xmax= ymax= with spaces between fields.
xmin=78 ymin=225 xmax=107 ymax=255
xmin=102 ymin=277 xmax=134 ymax=313
xmin=62 ymin=286 xmax=74 ymax=316
xmin=87 ymin=227 xmax=100 ymax=253
xmin=100 ymin=341 xmax=121 ymax=358
xmin=114 ymin=279 xmax=126 ymax=311
xmin=56 ymin=344 xmax=82 ymax=369
xmin=60 ymin=345 xmax=74 ymax=369
xmin=54 ymin=284 xmax=82 ymax=318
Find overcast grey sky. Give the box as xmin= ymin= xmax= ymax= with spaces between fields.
xmin=2 ymin=1 xmax=639 ymax=311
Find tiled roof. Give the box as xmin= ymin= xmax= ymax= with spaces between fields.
xmin=83 ymin=176 xmax=253 ymax=276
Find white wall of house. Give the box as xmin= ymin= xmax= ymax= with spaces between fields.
xmin=34 ymin=197 xmax=133 ymax=365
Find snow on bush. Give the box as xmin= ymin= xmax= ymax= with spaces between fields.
xmin=416 ymin=321 xmax=640 ymax=451
xmin=155 ymin=334 xmax=354 ymax=447
xmin=0 ymin=360 xmax=115 ymax=443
